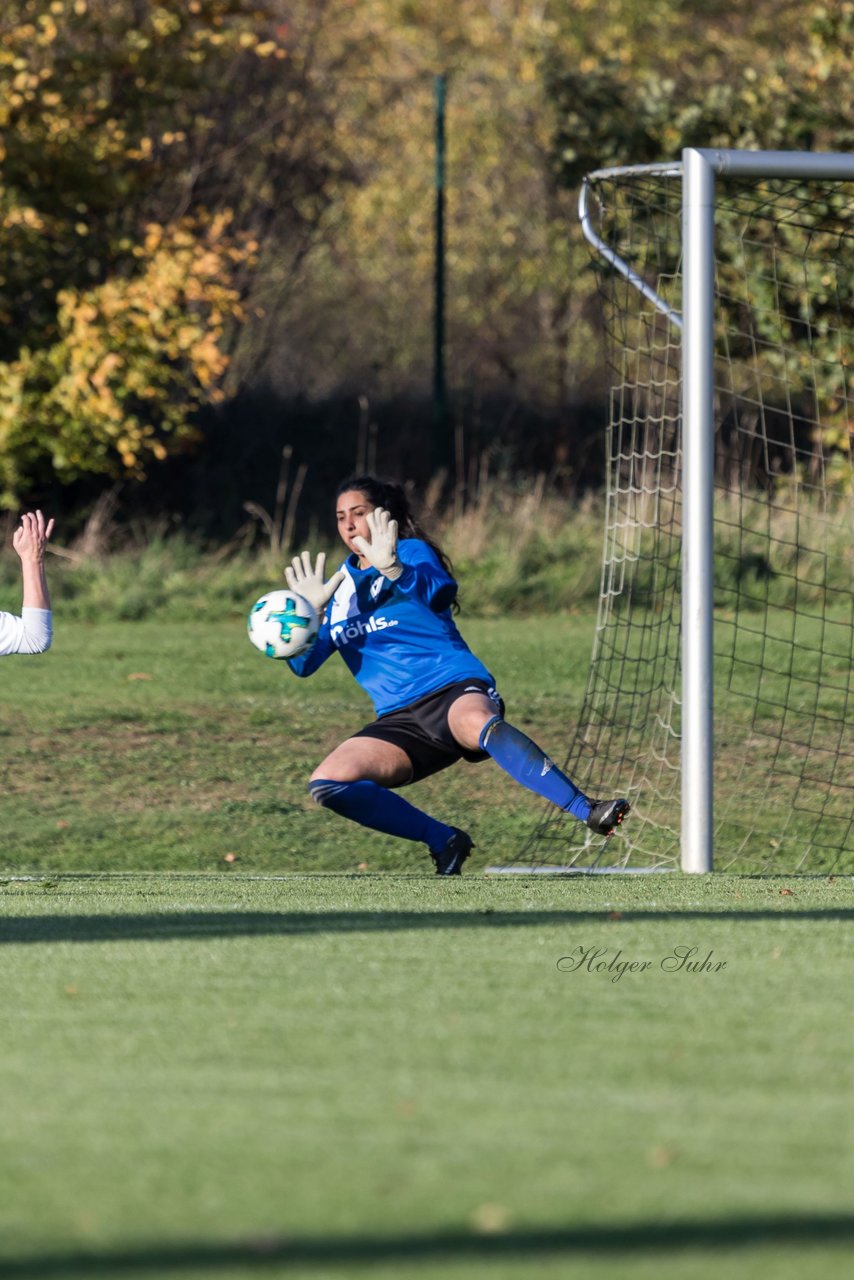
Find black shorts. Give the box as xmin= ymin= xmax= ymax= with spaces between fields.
xmin=353 ymin=679 xmax=505 ymax=784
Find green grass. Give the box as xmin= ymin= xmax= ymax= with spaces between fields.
xmin=1 ymin=604 xmax=850 ymax=877
xmin=2 ymin=613 xmax=853 ymax=1278
xmin=1 ymin=872 xmax=853 ymax=1280
xmin=0 ymin=615 xmax=596 ymax=875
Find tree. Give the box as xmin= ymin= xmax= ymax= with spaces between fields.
xmin=546 ymin=0 xmax=854 ymax=185
xmin=544 ymin=0 xmax=853 ymax=475
xmin=0 ymin=0 xmax=347 ymax=503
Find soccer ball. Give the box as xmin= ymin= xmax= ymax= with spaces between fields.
xmin=247 ymin=589 xmax=319 ymax=660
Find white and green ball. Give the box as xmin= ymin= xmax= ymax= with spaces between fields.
xmin=247 ymin=589 xmax=319 ymax=660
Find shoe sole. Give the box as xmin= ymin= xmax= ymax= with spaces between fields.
xmin=436 ymin=851 xmax=469 ymax=875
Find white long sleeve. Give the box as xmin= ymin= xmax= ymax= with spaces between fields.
xmin=0 ymin=607 xmax=53 ymax=655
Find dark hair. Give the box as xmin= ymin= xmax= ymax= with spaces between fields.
xmin=336 ymin=473 xmax=459 ymax=606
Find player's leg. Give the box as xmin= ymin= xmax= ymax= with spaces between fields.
xmin=308 ymin=737 xmax=468 ymax=869
xmin=447 ymin=694 xmax=629 ymax=835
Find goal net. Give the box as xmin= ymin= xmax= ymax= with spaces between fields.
xmin=519 ymin=152 xmax=854 ymax=873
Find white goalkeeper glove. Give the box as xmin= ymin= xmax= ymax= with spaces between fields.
xmin=284 ymin=551 xmax=345 ymax=617
xmin=351 ymin=507 xmax=403 ymax=580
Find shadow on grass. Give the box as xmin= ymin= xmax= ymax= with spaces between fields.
xmin=1 ymin=905 xmax=854 ymax=944
xmin=4 ymin=1214 xmax=854 ymax=1275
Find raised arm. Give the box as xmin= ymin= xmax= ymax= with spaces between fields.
xmin=13 ymin=510 xmax=54 ymax=611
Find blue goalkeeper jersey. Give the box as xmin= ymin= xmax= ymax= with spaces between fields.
xmin=286 ymin=539 xmax=494 ymax=715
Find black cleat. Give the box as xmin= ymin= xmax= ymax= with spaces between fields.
xmin=586 ymin=798 xmax=631 ymax=837
xmin=430 ymin=829 xmax=474 ymax=876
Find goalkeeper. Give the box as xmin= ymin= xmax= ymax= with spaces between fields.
xmin=285 ymin=475 xmax=628 ymax=874
xmin=0 ymin=510 xmax=54 ymax=657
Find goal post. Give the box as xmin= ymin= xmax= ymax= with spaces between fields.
xmin=518 ymin=147 xmax=854 ymax=876
xmin=681 ymin=148 xmax=716 ymax=873
xmin=682 ymin=149 xmax=854 ymax=872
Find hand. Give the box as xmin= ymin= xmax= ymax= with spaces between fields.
xmin=284 ymin=550 xmax=345 ymax=616
xmin=351 ymin=507 xmax=403 ymax=580
xmin=13 ymin=510 xmax=55 ymax=564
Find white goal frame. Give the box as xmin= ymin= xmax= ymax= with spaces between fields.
xmin=581 ymin=147 xmax=854 ymax=873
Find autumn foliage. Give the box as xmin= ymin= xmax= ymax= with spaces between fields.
xmin=0 ymin=1 xmax=851 ymax=510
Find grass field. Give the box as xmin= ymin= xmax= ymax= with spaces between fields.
xmin=2 ymin=872 xmax=854 ymax=1280
xmin=0 ymin=616 xmax=595 ymax=875
xmin=2 ymin=613 xmax=853 ymax=1279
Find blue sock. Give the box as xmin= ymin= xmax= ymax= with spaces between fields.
xmin=308 ymin=779 xmax=456 ymax=852
xmin=479 ymin=717 xmax=591 ymax=820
